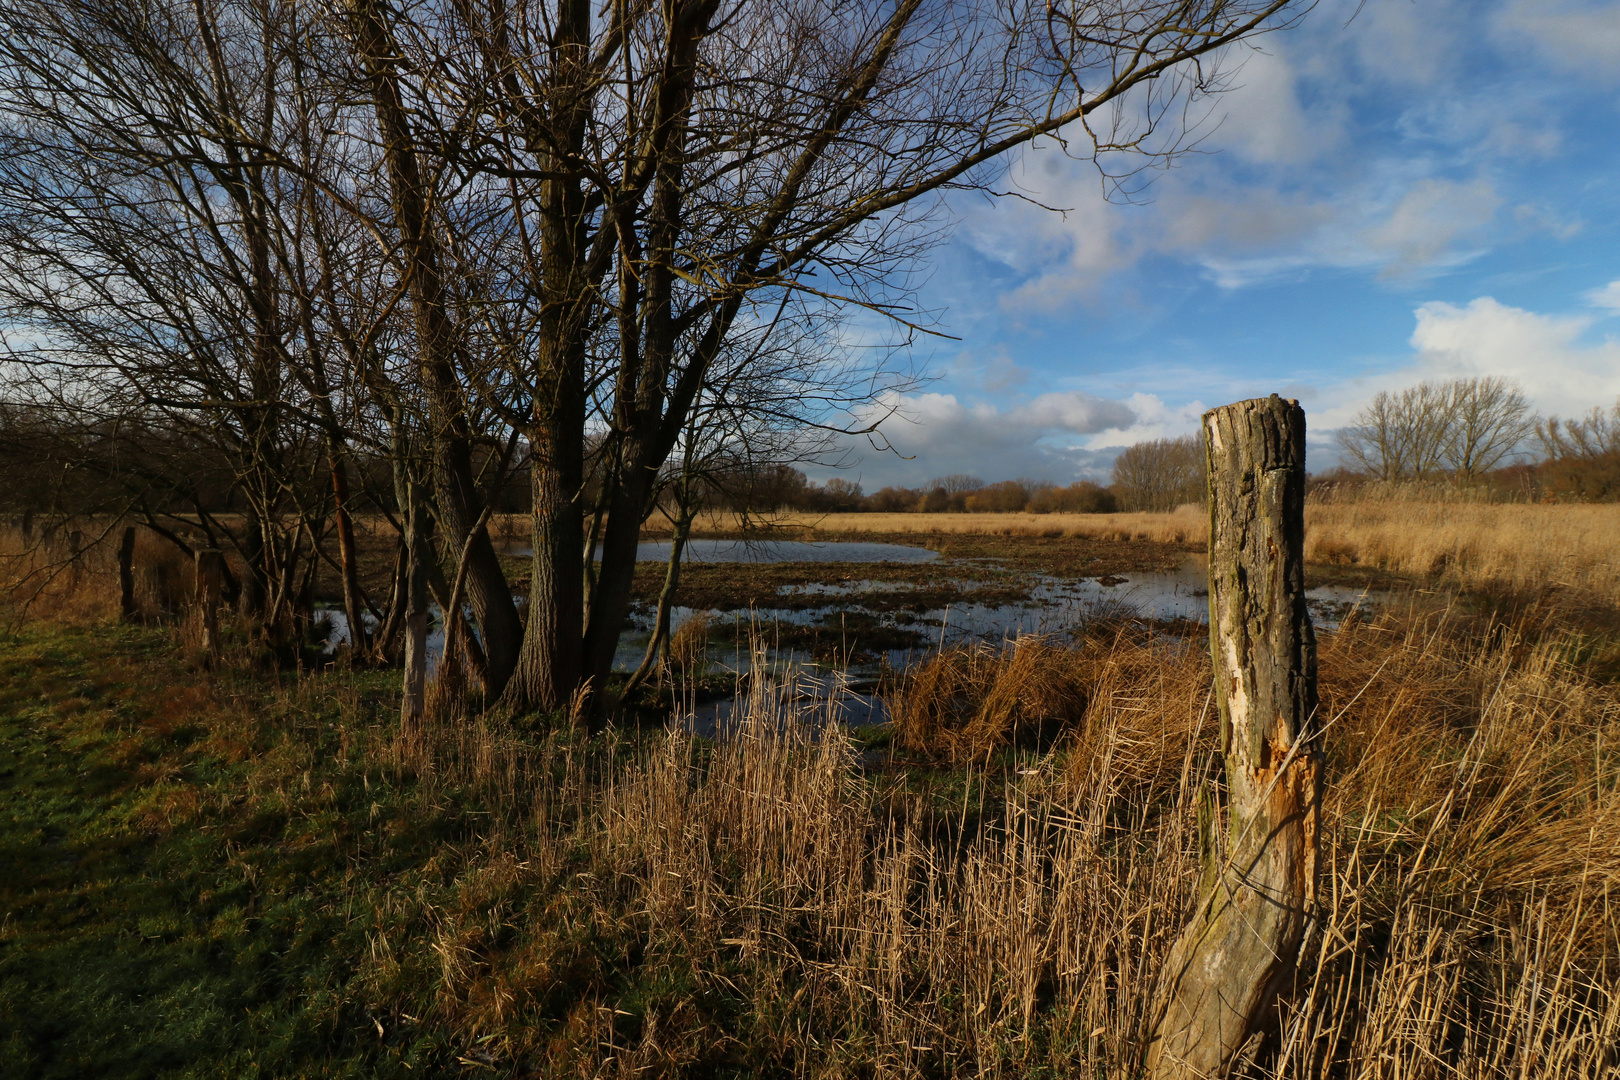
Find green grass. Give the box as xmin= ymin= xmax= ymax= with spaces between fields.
xmin=0 ymin=623 xmax=471 ymax=1077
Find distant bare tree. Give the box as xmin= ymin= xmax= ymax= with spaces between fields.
xmin=925 ymin=475 xmax=986 ymax=496
xmin=1537 ymin=399 xmax=1620 ymax=500
xmin=1335 ymin=383 xmax=1448 ymax=481
xmin=1338 ymin=379 xmax=1534 ymax=482
xmin=1538 ymin=400 xmax=1620 ymax=462
xmin=1111 ymin=435 xmax=1205 ymax=512
xmin=1441 ymin=378 xmax=1535 ymax=480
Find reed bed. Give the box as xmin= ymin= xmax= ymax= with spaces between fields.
xmin=1306 ymin=500 xmax=1620 ymax=604
xmin=354 ymin=605 xmax=1620 ymax=1077
xmin=7 ymin=516 xmax=1617 ymax=1074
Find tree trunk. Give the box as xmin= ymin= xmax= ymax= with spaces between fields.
xmin=350 ymin=0 xmax=522 ymax=694
xmin=1147 ymin=394 xmax=1321 ymax=1079
xmin=622 ymin=504 xmax=693 ymax=700
xmin=502 ymin=425 xmax=584 ymax=712
xmin=400 ymin=553 xmax=428 ymax=731
xmin=329 ymin=438 xmax=370 ymax=662
xmin=195 ymin=548 xmax=224 ymax=665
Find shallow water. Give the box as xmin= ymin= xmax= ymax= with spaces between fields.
xmin=507 ymin=539 xmax=942 ymax=564
xmin=613 ymin=559 xmax=1392 ymax=671
xmin=320 ymin=556 xmax=1394 ymax=700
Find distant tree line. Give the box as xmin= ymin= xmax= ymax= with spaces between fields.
xmin=702 ymin=440 xmax=1207 ymax=516
xmin=1331 ymin=378 xmax=1620 ymax=501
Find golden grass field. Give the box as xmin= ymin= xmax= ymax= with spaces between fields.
xmin=737 ymin=499 xmax=1620 ymax=605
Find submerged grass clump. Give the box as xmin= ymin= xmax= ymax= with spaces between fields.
xmin=2 ymin=592 xmax=1618 ymax=1077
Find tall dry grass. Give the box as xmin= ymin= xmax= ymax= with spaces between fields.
xmin=0 ymin=522 xmax=192 ymax=625
xmin=1306 ymin=499 xmax=1620 ymax=604
xmin=360 ymin=607 xmax=1618 ymax=1077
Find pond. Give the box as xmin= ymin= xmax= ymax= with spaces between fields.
xmin=506 ymin=539 xmax=943 ymax=564
xmin=318 ymin=552 xmax=1395 ymax=726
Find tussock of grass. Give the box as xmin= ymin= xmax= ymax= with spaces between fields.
xmin=888 ymin=635 xmax=1091 ymax=759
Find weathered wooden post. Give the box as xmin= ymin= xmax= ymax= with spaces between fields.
xmin=67 ymin=529 xmax=84 ymax=589
xmin=195 ymin=548 xmax=224 ymax=663
xmin=1147 ymin=395 xmax=1321 ymax=1078
xmin=117 ymin=526 xmax=138 ymax=622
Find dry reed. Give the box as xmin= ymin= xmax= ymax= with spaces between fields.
xmin=1305 ymin=499 xmax=1620 ymax=604
xmin=356 ymin=606 xmax=1618 ymax=1077
xmin=0 ymin=522 xmax=192 ymax=625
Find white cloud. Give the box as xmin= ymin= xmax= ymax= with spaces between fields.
xmin=1406 ymin=297 xmax=1620 ymax=418
xmin=1496 ymin=0 xmax=1620 ymax=79
xmin=1585 ymin=279 xmax=1620 ymax=312
xmin=1311 ymin=296 xmax=1620 ymax=444
xmin=836 ymin=389 xmax=1140 ymax=486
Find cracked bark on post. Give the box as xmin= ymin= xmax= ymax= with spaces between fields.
xmin=1147 ymin=395 xmax=1321 ymax=1079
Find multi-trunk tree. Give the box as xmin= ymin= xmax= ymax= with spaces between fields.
xmin=347 ymin=0 xmax=1309 ymax=712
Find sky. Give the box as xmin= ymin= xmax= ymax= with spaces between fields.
xmin=821 ymin=0 xmax=1620 ymax=490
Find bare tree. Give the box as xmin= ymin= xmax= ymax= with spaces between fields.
xmin=1537 ymin=399 xmax=1620 ymax=500
xmin=1441 ymin=377 xmax=1534 ymax=480
xmin=926 ymin=474 xmax=987 ymax=496
xmin=1335 ymin=379 xmax=1528 ymax=483
xmin=1538 ymin=399 xmax=1620 ymax=462
xmin=1111 ymin=435 xmax=1205 ymax=511
xmin=339 ymin=0 xmax=1313 ymax=713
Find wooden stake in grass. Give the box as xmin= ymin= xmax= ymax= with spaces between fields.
xmin=118 ymin=526 xmax=137 ymax=622
xmin=194 ymin=548 xmax=224 ymax=663
xmin=1147 ymin=395 xmax=1321 ymax=1078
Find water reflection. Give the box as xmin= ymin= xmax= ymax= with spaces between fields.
xmin=320 ymin=557 xmax=1392 ymax=684
xmin=507 ymin=538 xmax=942 ymax=564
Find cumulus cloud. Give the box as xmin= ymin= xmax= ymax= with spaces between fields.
xmin=1405 ymin=298 xmax=1620 ymax=419
xmin=835 ymin=389 xmax=1140 ymax=487
xmin=1310 ymin=294 xmax=1620 ymax=460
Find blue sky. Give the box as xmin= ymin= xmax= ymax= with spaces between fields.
xmin=829 ymin=0 xmax=1620 ymax=489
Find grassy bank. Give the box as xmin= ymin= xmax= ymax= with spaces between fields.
xmin=3 ymin=597 xmax=1617 ymax=1077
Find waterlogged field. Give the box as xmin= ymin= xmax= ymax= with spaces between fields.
xmin=3 ymin=509 xmax=1620 ymax=1077
xmin=750 ymin=500 xmax=1620 ymax=605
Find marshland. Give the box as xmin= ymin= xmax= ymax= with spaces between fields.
xmin=5 ymin=486 xmax=1619 ymax=1077
xmin=3 ymin=0 xmax=1619 ymax=1075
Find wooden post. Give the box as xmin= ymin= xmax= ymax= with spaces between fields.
xmin=195 ymin=548 xmax=224 ymax=663
xmin=118 ymin=526 xmax=138 ymax=622
xmin=67 ymin=529 xmax=84 ymax=589
xmin=400 ymin=551 xmax=428 ymax=730
xmin=1148 ymin=395 xmax=1321 ymax=1078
